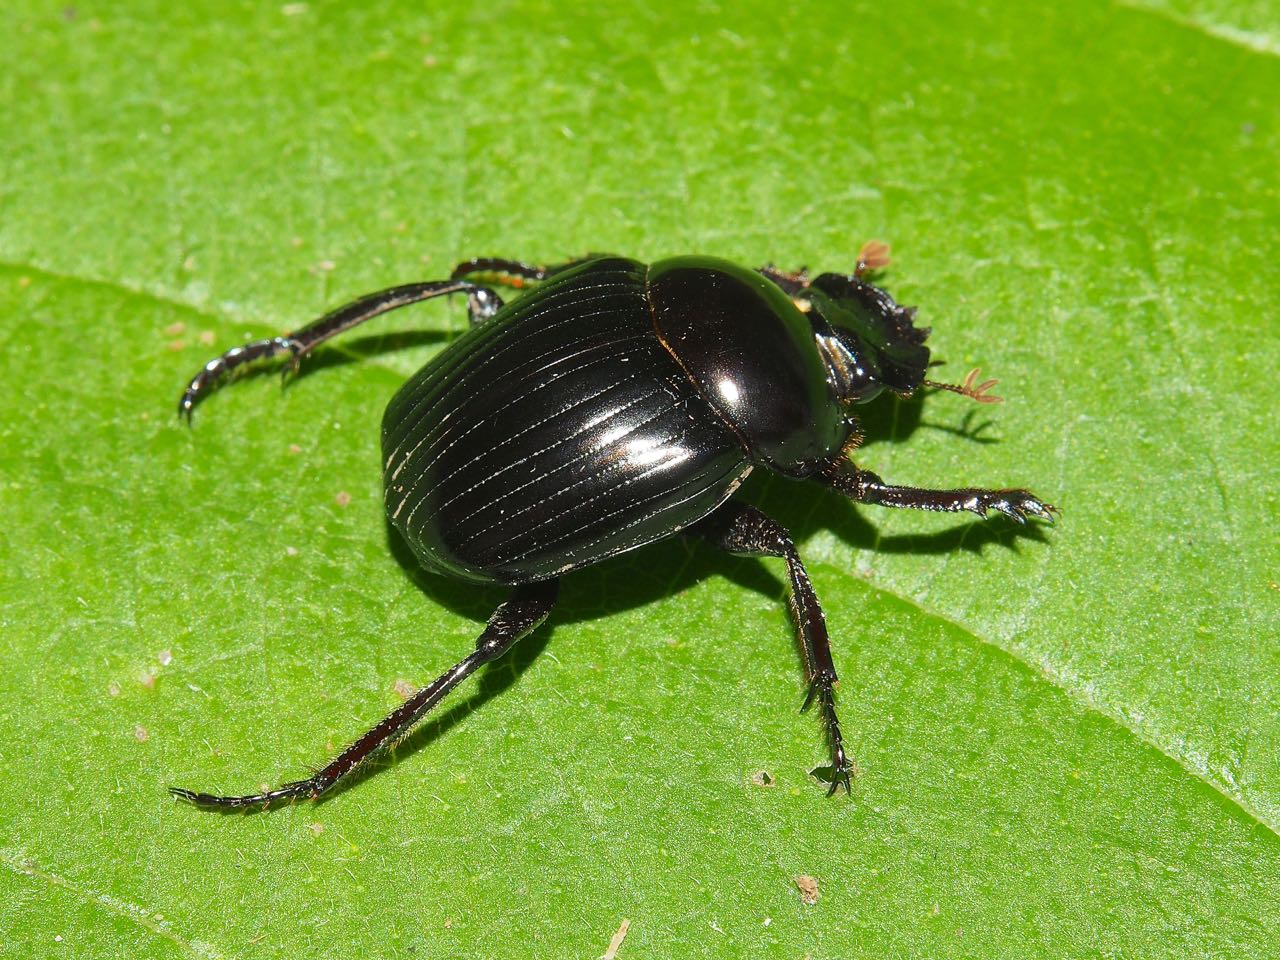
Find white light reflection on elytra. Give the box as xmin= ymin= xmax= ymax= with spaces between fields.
xmin=626 ymin=435 xmax=691 ymax=470
xmin=595 ymin=423 xmax=632 ymax=447
xmin=717 ymin=377 xmax=740 ymax=405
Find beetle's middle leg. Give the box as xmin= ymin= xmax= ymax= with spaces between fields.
xmin=820 ymin=458 xmax=1056 ymax=523
xmin=451 ymin=254 xmax=622 ymax=289
xmin=169 ymin=579 xmax=559 ymax=809
xmin=688 ymin=501 xmax=852 ymax=795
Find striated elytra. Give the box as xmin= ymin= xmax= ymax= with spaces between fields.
xmin=170 ymin=248 xmax=1054 ymax=809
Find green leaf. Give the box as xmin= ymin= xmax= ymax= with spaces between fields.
xmin=2 ymin=0 xmax=1277 ymax=956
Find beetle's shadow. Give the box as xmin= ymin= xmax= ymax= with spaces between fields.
xmin=319 ymin=394 xmax=1047 ymax=798
xmin=292 ymin=331 xmax=452 ymax=378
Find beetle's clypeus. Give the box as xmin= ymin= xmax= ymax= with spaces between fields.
xmin=170 ymin=247 xmax=1054 ymax=809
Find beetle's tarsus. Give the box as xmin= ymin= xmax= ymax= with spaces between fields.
xmin=168 ymin=779 xmax=316 ymax=809
xmin=177 ymin=335 xmax=300 ymax=420
xmin=822 ymin=461 xmax=1054 ymax=526
xmin=812 ymin=761 xmax=853 ymax=796
xmin=977 ymin=491 xmax=1056 ymax=525
xmin=806 ymin=676 xmax=852 ymax=797
xmin=814 ymin=675 xmax=855 ymax=798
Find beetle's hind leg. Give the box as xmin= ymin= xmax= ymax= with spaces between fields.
xmin=178 ymin=279 xmax=498 ymax=419
xmin=689 ymin=502 xmax=852 ymax=795
xmin=169 ymin=580 xmax=559 ymax=810
xmin=821 ymin=458 xmax=1056 ymax=524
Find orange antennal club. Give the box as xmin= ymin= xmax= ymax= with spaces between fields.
xmin=923 ymin=366 xmax=1004 ymax=404
xmin=854 ymin=240 xmax=892 ymax=278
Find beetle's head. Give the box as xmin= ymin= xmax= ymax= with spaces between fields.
xmin=805 ymin=274 xmax=931 ymax=404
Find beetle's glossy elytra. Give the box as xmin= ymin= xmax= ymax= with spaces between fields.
xmin=382 ymin=257 xmax=753 ymax=585
xmin=171 ymin=247 xmax=1054 ymax=810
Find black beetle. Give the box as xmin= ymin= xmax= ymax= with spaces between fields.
xmin=170 ymin=247 xmax=1053 ymax=808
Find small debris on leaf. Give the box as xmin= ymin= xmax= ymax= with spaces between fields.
xmin=601 ymin=918 xmax=631 ymax=960
xmin=794 ymin=875 xmax=820 ymax=905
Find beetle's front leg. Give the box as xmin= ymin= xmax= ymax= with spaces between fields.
xmin=689 ymin=502 xmax=852 ymax=795
xmin=757 ymin=242 xmax=892 ymax=296
xmin=821 ymin=459 xmax=1055 ymax=524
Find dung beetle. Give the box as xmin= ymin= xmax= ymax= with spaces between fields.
xmin=170 ymin=245 xmax=1054 ymax=808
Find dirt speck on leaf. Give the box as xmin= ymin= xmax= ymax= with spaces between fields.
xmin=795 ymin=875 xmax=819 ymax=905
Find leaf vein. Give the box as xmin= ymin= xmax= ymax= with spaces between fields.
xmin=813 ymin=561 xmax=1280 ymax=839
xmin=1114 ymin=0 xmax=1280 ymax=58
